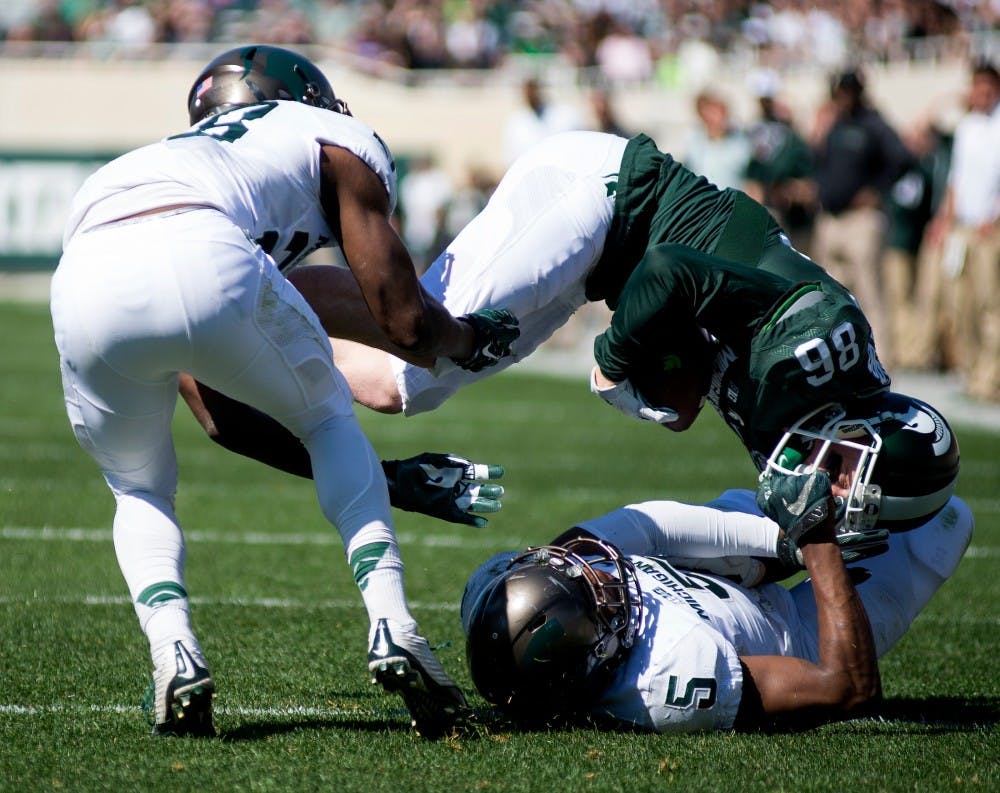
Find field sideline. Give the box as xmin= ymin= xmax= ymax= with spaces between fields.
xmin=1 ymin=301 xmax=997 ymax=792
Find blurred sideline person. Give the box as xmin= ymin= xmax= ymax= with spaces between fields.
xmin=50 ymin=45 xmax=518 ymax=740
xmin=743 ymin=69 xmax=816 ymax=255
xmin=882 ymin=121 xmax=948 ymax=370
xmin=924 ymin=61 xmax=1000 ymax=402
xmin=810 ymin=69 xmax=915 ymax=368
xmin=461 ymin=472 xmax=974 ymax=732
xmin=682 ymin=90 xmax=752 ymax=191
xmin=502 ymin=76 xmax=584 ymax=166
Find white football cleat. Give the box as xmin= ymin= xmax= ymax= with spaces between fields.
xmin=141 ymin=640 xmax=216 ymax=737
xmin=368 ymin=618 xmax=468 ymax=738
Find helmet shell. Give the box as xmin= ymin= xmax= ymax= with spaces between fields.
xmin=862 ymin=392 xmax=960 ymax=530
xmin=466 ymin=540 xmax=642 ymax=718
xmin=187 ymin=45 xmax=344 ymax=125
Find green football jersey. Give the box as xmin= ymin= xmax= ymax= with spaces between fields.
xmin=584 ymin=134 xmax=777 ymax=307
xmin=593 ymin=245 xmax=890 ymax=466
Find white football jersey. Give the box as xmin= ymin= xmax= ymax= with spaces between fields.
xmin=593 ymin=555 xmax=797 ymax=733
xmin=63 ymin=101 xmax=397 ymax=271
xmin=461 ymin=547 xmax=801 ymax=734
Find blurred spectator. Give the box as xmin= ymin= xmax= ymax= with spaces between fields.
xmin=593 ymin=15 xmax=653 ymax=84
xmin=743 ymin=68 xmax=816 ymax=252
xmin=502 ymin=76 xmax=583 ymax=166
xmin=589 ymin=87 xmax=632 ymax=138
xmin=4 ymin=0 xmax=74 ymax=42
xmin=924 ymin=61 xmax=1000 ymax=401
xmin=682 ymin=90 xmax=752 ymax=190
xmin=882 ymin=121 xmax=948 ymax=370
xmin=443 ymin=2 xmax=501 ymax=69
xmin=810 ymin=68 xmax=915 ymax=368
xmin=3 ymin=1 xmax=989 ymax=74
xmin=440 ymin=163 xmax=497 ymax=245
xmin=398 ymin=153 xmax=453 ymax=273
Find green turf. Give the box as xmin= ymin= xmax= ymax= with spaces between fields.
xmin=1 ymin=301 xmax=997 ymax=792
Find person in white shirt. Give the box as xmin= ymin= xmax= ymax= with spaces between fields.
xmin=462 ymin=470 xmax=973 ymax=732
xmin=925 ymin=61 xmax=1000 ymax=402
xmin=50 ymin=44 xmax=518 ymax=740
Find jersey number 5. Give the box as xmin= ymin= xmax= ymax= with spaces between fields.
xmin=794 ymin=322 xmax=860 ymax=386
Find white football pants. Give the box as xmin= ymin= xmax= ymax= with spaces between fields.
xmin=392 ymin=131 xmax=628 ymax=414
xmin=51 ymin=207 xmax=394 ymax=607
xmin=789 ymin=495 xmax=975 ymax=661
xmin=707 ymin=489 xmax=974 ymax=661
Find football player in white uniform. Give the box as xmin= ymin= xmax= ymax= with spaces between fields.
xmin=462 ymin=471 xmax=974 ymax=732
xmin=50 ymin=45 xmax=518 ymax=739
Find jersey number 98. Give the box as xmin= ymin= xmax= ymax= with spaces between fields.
xmin=794 ymin=322 xmax=861 ymax=386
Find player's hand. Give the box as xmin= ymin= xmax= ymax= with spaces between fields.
xmin=589 ymin=367 xmax=679 ymax=424
xmin=756 ymin=469 xmax=834 ymax=544
xmin=452 ymin=309 xmax=520 ymax=372
xmin=381 ymin=453 xmax=505 ymax=528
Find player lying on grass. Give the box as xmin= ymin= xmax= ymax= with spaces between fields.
xmin=51 ymin=44 xmax=517 ymax=741
xmin=461 ymin=470 xmax=974 ymax=732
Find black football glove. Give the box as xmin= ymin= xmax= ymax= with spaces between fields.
xmin=452 ymin=308 xmax=520 ymax=372
xmin=382 ymin=452 xmax=505 ymax=528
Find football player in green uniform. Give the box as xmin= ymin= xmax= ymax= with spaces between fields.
xmin=182 ymin=130 xmax=957 ymax=538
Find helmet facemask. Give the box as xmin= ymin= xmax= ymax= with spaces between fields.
xmin=764 ymin=402 xmax=884 ymax=532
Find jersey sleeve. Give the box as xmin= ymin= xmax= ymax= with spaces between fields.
xmin=594 ymin=617 xmax=743 ymax=733
xmin=593 ymin=244 xmax=789 ymax=382
xmin=574 ymin=499 xmax=779 ymax=559
xmin=315 ymin=114 xmax=398 ymax=216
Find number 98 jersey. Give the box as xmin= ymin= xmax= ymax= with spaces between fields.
xmin=63 ymin=101 xmax=397 ymax=272
xmin=717 ymin=280 xmax=891 ymax=467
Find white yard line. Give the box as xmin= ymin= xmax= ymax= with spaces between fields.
xmin=0 ymin=702 xmax=405 ymax=719
xmin=0 ymin=593 xmax=457 ymax=610
xmin=0 ymin=525 xmax=519 ymax=549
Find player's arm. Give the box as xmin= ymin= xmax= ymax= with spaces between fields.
xmin=318 ymin=144 xmax=471 ymax=360
xmin=287 ymin=263 xmax=438 ymax=367
xmin=734 ymin=472 xmax=881 ymax=729
xmin=593 ymin=245 xmax=784 ymax=384
xmin=591 ymin=246 xmax=783 ymax=426
xmin=178 ymin=374 xmax=504 ymax=526
xmin=556 ymin=499 xmax=781 ymax=560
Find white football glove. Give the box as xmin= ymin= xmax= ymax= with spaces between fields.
xmin=589 ymin=366 xmax=679 ymax=425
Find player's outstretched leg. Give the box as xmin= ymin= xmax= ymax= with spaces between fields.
xmin=368 ymin=618 xmax=469 ymax=739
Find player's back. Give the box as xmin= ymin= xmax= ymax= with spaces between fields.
xmin=63 ymin=102 xmax=397 ymax=271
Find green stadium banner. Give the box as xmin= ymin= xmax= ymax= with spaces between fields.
xmin=0 ymin=151 xmax=120 ymax=270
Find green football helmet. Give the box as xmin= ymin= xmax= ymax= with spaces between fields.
xmin=187 ymin=45 xmax=348 ymax=125
xmin=465 ymin=537 xmax=643 ymax=719
xmin=764 ymin=391 xmax=960 ymax=532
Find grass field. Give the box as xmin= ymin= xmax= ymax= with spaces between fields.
xmin=1 ymin=300 xmax=997 ymax=792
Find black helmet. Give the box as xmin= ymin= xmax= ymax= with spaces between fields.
xmin=465 ymin=537 xmax=643 ymax=719
xmin=187 ymin=44 xmax=348 ymax=125
xmin=764 ymin=392 xmax=960 ymax=532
